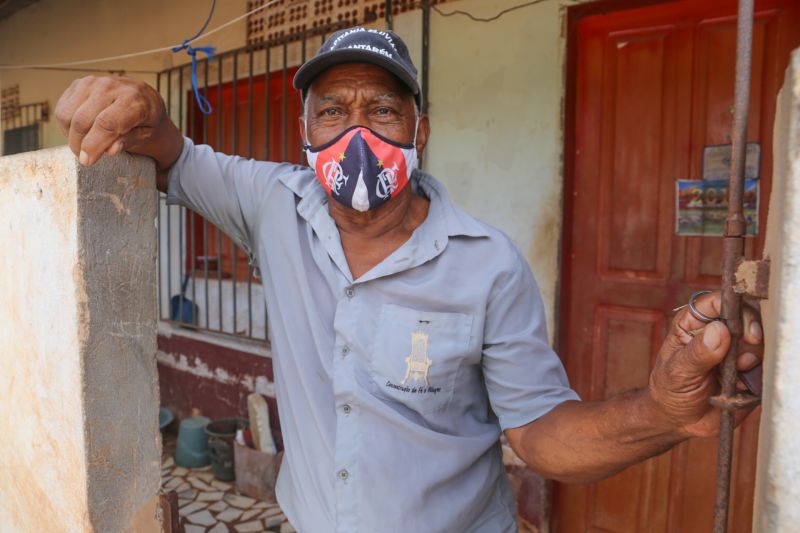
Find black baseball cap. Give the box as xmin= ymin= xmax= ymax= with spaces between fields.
xmin=293 ymin=27 xmax=420 ymax=106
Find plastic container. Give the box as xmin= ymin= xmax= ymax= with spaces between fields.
xmin=205 ymin=417 xmax=247 ymax=481
xmin=159 ymin=407 xmax=175 ymax=430
xmin=234 ymin=440 xmax=282 ymax=502
xmin=175 ymin=416 xmax=211 ymax=468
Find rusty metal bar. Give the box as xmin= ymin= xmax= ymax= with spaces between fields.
xmin=232 ymin=51 xmax=239 ymax=336
xmin=166 ymin=70 xmax=173 ymax=309
xmin=248 ymin=47 xmax=255 ymax=338
xmin=156 ymin=72 xmax=163 ymax=320
xmin=178 ymin=66 xmax=186 ymax=324
xmin=385 ymin=0 xmax=394 ymax=30
xmin=265 ymin=41 xmax=271 ymax=161
xmin=216 ymin=55 xmax=224 ymax=332
xmin=421 ymin=0 xmax=430 ymax=116
xmin=189 ymin=66 xmax=197 ymax=316
xmin=712 ymin=0 xmax=755 ymax=531
xmin=300 ymin=36 xmax=307 ymax=163
xmin=281 ymin=41 xmax=288 ymax=162
xmin=203 ymin=58 xmax=210 ymax=329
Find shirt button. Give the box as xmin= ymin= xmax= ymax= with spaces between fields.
xmin=341 ymin=345 xmax=350 ymax=357
xmin=338 ymin=469 xmax=349 ymax=480
xmin=345 ymin=286 xmax=355 ymax=298
xmin=343 ymin=404 xmax=352 ymax=414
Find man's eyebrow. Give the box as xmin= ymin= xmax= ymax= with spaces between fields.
xmin=371 ymin=93 xmax=402 ymax=103
xmin=317 ymin=95 xmax=343 ymax=104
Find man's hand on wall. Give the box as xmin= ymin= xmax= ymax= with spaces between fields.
xmin=649 ymin=291 xmax=763 ymax=438
xmin=55 ymin=76 xmax=183 ymax=188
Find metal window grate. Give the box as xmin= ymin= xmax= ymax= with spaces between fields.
xmin=156 ymin=31 xmax=331 ymax=342
xmin=1 ymin=93 xmax=48 ymax=155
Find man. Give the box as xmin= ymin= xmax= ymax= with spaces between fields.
xmin=56 ymin=27 xmax=762 ymax=532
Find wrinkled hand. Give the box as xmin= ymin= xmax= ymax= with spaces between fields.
xmin=649 ymin=291 xmax=763 ymax=438
xmin=54 ymin=76 xmax=177 ymax=169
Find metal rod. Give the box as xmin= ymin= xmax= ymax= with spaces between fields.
xmin=178 ymin=67 xmax=186 ymax=321
xmin=421 ymin=0 xmax=430 ymax=117
xmin=203 ymin=58 xmax=210 ymax=329
xmin=188 ymin=68 xmax=197 ymax=317
xmin=156 ymin=72 xmax=162 ymax=319
xmin=300 ymin=36 xmax=307 ymax=163
xmin=190 ymin=210 xmax=196 ymax=320
xmin=203 ymin=58 xmax=209 ymax=145
xmin=263 ymin=42 xmax=271 ymax=340
xmin=232 ymin=51 xmax=239 ymax=335
xmin=166 ymin=71 xmax=173 ymax=307
xmin=248 ymin=47 xmax=255 ymax=338
xmin=265 ymin=41 xmax=271 ymax=161
xmin=385 ymin=0 xmax=393 ymax=30
xmin=217 ymin=55 xmax=224 ymax=331
xmin=282 ymin=42 xmax=288 ymax=162
xmin=248 ymin=49 xmax=254 ymax=159
xmin=712 ymin=0 xmax=754 ymax=531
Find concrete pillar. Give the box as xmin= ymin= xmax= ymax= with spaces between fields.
xmin=0 ymin=148 xmax=161 ymax=532
xmin=753 ymin=49 xmax=800 ymax=532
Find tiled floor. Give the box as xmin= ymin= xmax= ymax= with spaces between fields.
xmin=161 ymin=437 xmax=294 ymax=533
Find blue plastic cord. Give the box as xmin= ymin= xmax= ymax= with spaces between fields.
xmin=172 ymin=41 xmax=215 ymax=114
xmin=172 ymin=0 xmax=217 ymax=115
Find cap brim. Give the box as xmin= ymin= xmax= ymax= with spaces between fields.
xmin=293 ymin=49 xmax=420 ymax=100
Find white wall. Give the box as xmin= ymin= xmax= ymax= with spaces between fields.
xmin=753 ymin=48 xmax=800 ymax=532
xmin=1 ymin=0 xmax=580 ymax=342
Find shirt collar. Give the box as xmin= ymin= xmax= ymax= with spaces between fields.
xmin=277 ymin=167 xmax=490 ymax=240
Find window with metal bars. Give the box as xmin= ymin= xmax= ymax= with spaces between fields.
xmin=157 ymin=41 xmax=306 ymax=342
xmin=1 ymin=101 xmax=48 ymax=156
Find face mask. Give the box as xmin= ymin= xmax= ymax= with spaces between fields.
xmin=304 ymin=122 xmax=419 ymax=212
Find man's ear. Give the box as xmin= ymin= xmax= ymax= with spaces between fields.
xmin=415 ymin=114 xmax=430 ymax=157
xmin=298 ymin=115 xmax=308 ymax=146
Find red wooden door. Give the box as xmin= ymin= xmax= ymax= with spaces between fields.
xmin=556 ymin=1 xmax=800 ymax=531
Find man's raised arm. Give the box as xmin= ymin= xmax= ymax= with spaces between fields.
xmin=55 ymin=76 xmax=184 ymax=192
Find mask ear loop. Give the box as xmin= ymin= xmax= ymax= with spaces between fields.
xmin=412 ymin=113 xmax=420 ymax=148
xmin=302 ymin=99 xmax=311 ymax=151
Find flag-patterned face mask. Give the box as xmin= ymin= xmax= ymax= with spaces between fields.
xmin=304 ymin=122 xmax=419 ymax=212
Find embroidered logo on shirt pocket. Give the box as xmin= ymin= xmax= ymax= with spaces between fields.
xmin=370 ymin=304 xmax=473 ymax=415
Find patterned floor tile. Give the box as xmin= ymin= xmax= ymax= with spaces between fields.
xmin=162 ymin=433 xmax=292 ymax=532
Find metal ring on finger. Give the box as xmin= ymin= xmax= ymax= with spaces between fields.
xmin=688 ymin=290 xmax=719 ymax=323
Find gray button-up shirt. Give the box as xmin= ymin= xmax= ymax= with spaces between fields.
xmin=168 ymin=139 xmax=579 ymax=533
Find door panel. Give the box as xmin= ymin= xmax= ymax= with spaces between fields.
xmin=557 ymin=1 xmax=800 ymax=531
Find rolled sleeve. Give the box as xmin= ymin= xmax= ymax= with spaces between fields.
xmin=482 ymin=251 xmax=580 ymax=430
xmin=166 ymin=137 xmax=298 ymax=253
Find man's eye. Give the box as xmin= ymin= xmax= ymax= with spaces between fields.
xmin=375 ymin=107 xmax=394 ymax=115
xmin=322 ymin=108 xmax=341 ymax=117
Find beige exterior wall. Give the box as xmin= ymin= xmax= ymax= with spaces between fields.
xmin=0 ymin=147 xmax=159 ymax=532
xmin=1 ymin=0 xmax=579 ymax=340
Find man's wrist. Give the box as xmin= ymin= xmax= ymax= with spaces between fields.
xmin=151 ymin=120 xmax=184 ymax=174
xmin=642 ymin=386 xmax=692 ymax=441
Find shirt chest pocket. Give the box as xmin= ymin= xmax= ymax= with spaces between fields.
xmin=370 ymin=304 xmax=474 ymax=415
